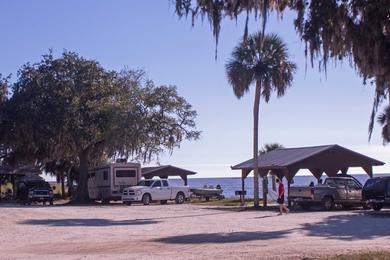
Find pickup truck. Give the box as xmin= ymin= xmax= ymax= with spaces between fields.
xmin=122 ymin=179 xmax=190 ymax=205
xmin=362 ymin=176 xmax=390 ymax=211
xmin=17 ymin=178 xmax=54 ymax=206
xmin=289 ymin=176 xmax=366 ymax=210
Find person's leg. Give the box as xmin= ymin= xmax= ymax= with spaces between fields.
xmin=279 ymin=204 xmax=283 ymax=214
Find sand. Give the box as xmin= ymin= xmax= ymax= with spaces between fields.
xmin=1 ymin=203 xmax=389 ymax=259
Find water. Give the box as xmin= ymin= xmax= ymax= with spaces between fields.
xmin=170 ymin=174 xmax=390 ymax=198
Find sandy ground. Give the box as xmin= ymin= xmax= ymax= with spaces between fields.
xmin=1 ymin=203 xmax=390 ymax=260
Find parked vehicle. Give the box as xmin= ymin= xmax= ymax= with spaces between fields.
xmin=17 ymin=176 xmax=54 ymax=205
xmin=362 ymin=176 xmax=390 ymax=211
xmin=122 ymin=179 xmax=190 ymax=205
xmin=289 ymin=176 xmax=366 ymax=210
xmin=190 ymin=185 xmax=224 ymax=201
xmin=88 ymin=162 xmax=141 ymax=203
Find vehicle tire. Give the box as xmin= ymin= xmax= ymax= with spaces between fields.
xmin=362 ymin=202 xmax=371 ymax=210
xmin=142 ymin=194 xmax=151 ymax=205
xmin=175 ymin=192 xmax=185 ymax=204
xmin=49 ymin=200 xmax=54 ymax=206
xmin=124 ymin=201 xmax=132 ymax=206
xmin=160 ymin=200 xmax=168 ymax=205
xmin=372 ymin=203 xmax=383 ymax=211
xmin=43 ymin=201 xmax=46 ymax=206
xmin=322 ymin=196 xmax=335 ymax=211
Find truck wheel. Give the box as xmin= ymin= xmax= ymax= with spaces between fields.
xmin=362 ymin=202 xmax=371 ymax=210
xmin=123 ymin=201 xmax=132 ymax=206
xmin=175 ymin=193 xmax=185 ymax=204
xmin=142 ymin=194 xmax=151 ymax=205
xmin=322 ymin=196 xmax=334 ymax=211
xmin=373 ymin=203 xmax=383 ymax=211
xmin=160 ymin=200 xmax=168 ymax=205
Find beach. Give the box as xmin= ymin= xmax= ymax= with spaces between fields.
xmin=1 ymin=203 xmax=389 ymax=259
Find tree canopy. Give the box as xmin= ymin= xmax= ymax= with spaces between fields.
xmin=2 ymin=51 xmax=200 ymax=201
xmin=174 ymin=0 xmax=390 ymax=141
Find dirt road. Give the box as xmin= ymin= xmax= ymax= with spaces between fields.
xmin=1 ymin=203 xmax=389 ymax=259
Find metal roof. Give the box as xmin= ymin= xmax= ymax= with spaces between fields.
xmin=231 ymin=144 xmax=385 ymax=170
xmin=142 ymin=165 xmax=196 ymax=178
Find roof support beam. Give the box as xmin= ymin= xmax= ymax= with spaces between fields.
xmin=362 ymin=165 xmax=373 ymax=178
xmin=309 ymin=168 xmax=324 ymax=182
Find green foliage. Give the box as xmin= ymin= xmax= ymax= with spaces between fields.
xmin=226 ymin=32 xmax=297 ymax=101
xmin=174 ymin=0 xmax=390 ymax=142
xmin=4 ymin=51 xmax=200 ymax=201
xmin=259 ymin=143 xmax=284 ymax=154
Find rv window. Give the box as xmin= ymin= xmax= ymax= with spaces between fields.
xmin=116 ymin=170 xmax=136 ymax=178
xmin=152 ymin=181 xmax=161 ymax=188
xmin=103 ymin=171 xmax=108 ymax=181
xmin=162 ymin=180 xmax=169 ymax=187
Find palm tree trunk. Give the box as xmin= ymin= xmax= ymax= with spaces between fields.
xmin=253 ymin=81 xmax=261 ymax=208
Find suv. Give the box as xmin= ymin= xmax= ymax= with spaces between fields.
xmin=17 ymin=178 xmax=54 ymax=205
xmin=362 ymin=177 xmax=390 ymax=211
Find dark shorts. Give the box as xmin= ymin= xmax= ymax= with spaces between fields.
xmin=277 ymin=195 xmax=285 ymax=204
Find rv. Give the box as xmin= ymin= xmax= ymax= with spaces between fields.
xmin=88 ymin=162 xmax=141 ymax=202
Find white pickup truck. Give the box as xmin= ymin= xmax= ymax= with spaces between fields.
xmin=122 ymin=179 xmax=190 ymax=205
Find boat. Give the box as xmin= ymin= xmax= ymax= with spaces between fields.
xmin=190 ymin=185 xmax=224 ymax=200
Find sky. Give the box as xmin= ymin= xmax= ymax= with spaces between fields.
xmin=0 ymin=1 xmax=389 ymax=178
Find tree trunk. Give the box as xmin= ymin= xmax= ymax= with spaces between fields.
xmin=253 ymin=81 xmax=261 ymax=208
xmin=61 ymin=173 xmax=65 ymax=199
xmin=76 ymin=150 xmax=90 ymax=203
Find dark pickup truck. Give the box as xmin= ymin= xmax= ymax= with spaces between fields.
xmin=17 ymin=178 xmax=54 ymax=205
xmin=362 ymin=177 xmax=390 ymax=211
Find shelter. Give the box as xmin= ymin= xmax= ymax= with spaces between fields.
xmin=231 ymin=144 xmax=385 ymax=201
xmin=142 ymin=165 xmax=196 ymax=185
xmin=0 ymin=165 xmax=41 ymax=200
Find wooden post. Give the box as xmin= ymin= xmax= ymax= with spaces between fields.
xmin=287 ymin=179 xmax=291 ymax=208
xmin=241 ymin=170 xmax=246 ymax=206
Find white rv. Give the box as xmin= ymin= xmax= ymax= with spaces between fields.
xmin=88 ymin=162 xmax=141 ymax=202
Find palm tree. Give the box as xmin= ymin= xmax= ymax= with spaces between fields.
xmin=226 ymin=33 xmax=296 ymax=208
xmin=377 ymin=106 xmax=390 ymax=144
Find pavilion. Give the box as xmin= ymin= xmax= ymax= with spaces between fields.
xmin=142 ymin=165 xmax=196 ymax=185
xmin=231 ymin=144 xmax=385 ymax=203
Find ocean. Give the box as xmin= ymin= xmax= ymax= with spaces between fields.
xmin=169 ymin=174 xmax=390 ymax=198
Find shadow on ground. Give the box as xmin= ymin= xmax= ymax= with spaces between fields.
xmin=20 ymin=218 xmax=160 ymax=227
xmin=153 ymin=229 xmax=294 ymax=244
xmin=301 ymin=211 xmax=390 ymax=240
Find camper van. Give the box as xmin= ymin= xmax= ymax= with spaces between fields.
xmin=88 ymin=162 xmax=141 ymax=202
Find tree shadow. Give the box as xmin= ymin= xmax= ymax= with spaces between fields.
xmin=153 ymin=229 xmax=294 ymax=244
xmin=301 ymin=211 xmax=390 ymax=240
xmin=20 ymin=218 xmax=160 ymax=227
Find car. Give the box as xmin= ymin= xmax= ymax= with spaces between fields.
xmin=17 ymin=176 xmax=54 ymax=205
xmin=362 ymin=176 xmax=390 ymax=211
xmin=289 ymin=175 xmax=366 ymax=210
xmin=122 ymin=179 xmax=190 ymax=205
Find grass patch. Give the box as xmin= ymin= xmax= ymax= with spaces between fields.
xmin=326 ymin=251 xmax=390 ymax=260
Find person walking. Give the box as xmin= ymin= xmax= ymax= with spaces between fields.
xmin=276 ymin=178 xmax=289 ymax=215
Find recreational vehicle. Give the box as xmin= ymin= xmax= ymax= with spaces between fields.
xmin=88 ymin=162 xmax=141 ymax=202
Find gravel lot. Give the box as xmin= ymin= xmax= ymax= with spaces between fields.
xmin=1 ymin=203 xmax=390 ymax=259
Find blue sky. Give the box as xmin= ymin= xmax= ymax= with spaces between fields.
xmin=0 ymin=1 xmax=388 ymax=177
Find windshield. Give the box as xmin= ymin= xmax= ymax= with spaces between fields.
xmin=137 ymin=180 xmax=154 ymax=187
